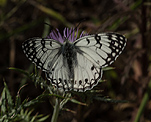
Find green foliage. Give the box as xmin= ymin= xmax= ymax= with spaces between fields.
xmin=0 ymin=82 xmax=49 ymax=122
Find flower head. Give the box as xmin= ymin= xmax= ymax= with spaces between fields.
xmin=47 ymin=28 xmax=88 ymax=43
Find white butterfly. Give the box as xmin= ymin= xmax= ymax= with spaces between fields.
xmin=22 ymin=28 xmax=126 ymax=92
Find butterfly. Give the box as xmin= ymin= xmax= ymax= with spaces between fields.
xmin=22 ymin=28 xmax=126 ymax=92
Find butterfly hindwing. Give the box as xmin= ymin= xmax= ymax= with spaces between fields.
xmin=45 ymin=50 xmax=103 ymax=92
xmin=73 ymin=52 xmax=102 ymax=92
xmin=46 ymin=54 xmax=73 ymax=91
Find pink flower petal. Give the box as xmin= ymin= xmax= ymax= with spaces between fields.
xmin=47 ymin=28 xmax=88 ymax=43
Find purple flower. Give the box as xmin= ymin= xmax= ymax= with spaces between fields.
xmin=47 ymin=28 xmax=88 ymax=43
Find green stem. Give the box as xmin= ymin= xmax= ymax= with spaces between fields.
xmin=134 ymin=79 xmax=151 ymax=122
xmin=51 ymin=98 xmax=60 ymax=122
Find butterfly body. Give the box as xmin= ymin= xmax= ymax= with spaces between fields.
xmin=62 ymin=41 xmax=76 ymax=89
xmin=62 ymin=40 xmax=76 ymax=69
xmin=22 ymin=30 xmax=126 ymax=92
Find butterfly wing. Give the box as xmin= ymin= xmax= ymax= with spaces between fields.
xmin=72 ymin=33 xmax=126 ymax=91
xmin=22 ymin=37 xmax=74 ymax=91
xmin=45 ymin=53 xmax=74 ymax=91
xmin=22 ymin=37 xmax=62 ymax=72
xmin=74 ymin=33 xmax=126 ymax=67
xmin=73 ymin=52 xmax=103 ymax=92
xmin=45 ymin=50 xmax=103 ymax=92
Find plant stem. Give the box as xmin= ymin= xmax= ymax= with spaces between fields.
xmin=134 ymin=79 xmax=151 ymax=122
xmin=51 ymin=98 xmax=60 ymax=122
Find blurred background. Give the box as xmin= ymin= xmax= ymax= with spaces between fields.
xmin=0 ymin=0 xmax=151 ymax=122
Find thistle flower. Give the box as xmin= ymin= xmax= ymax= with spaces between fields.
xmin=47 ymin=28 xmax=88 ymax=43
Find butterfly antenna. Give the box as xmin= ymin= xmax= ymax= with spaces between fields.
xmin=66 ymin=19 xmax=86 ymax=39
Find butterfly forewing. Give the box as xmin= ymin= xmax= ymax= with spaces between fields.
xmin=74 ymin=33 xmax=127 ymax=68
xmin=22 ymin=38 xmax=62 ymax=71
